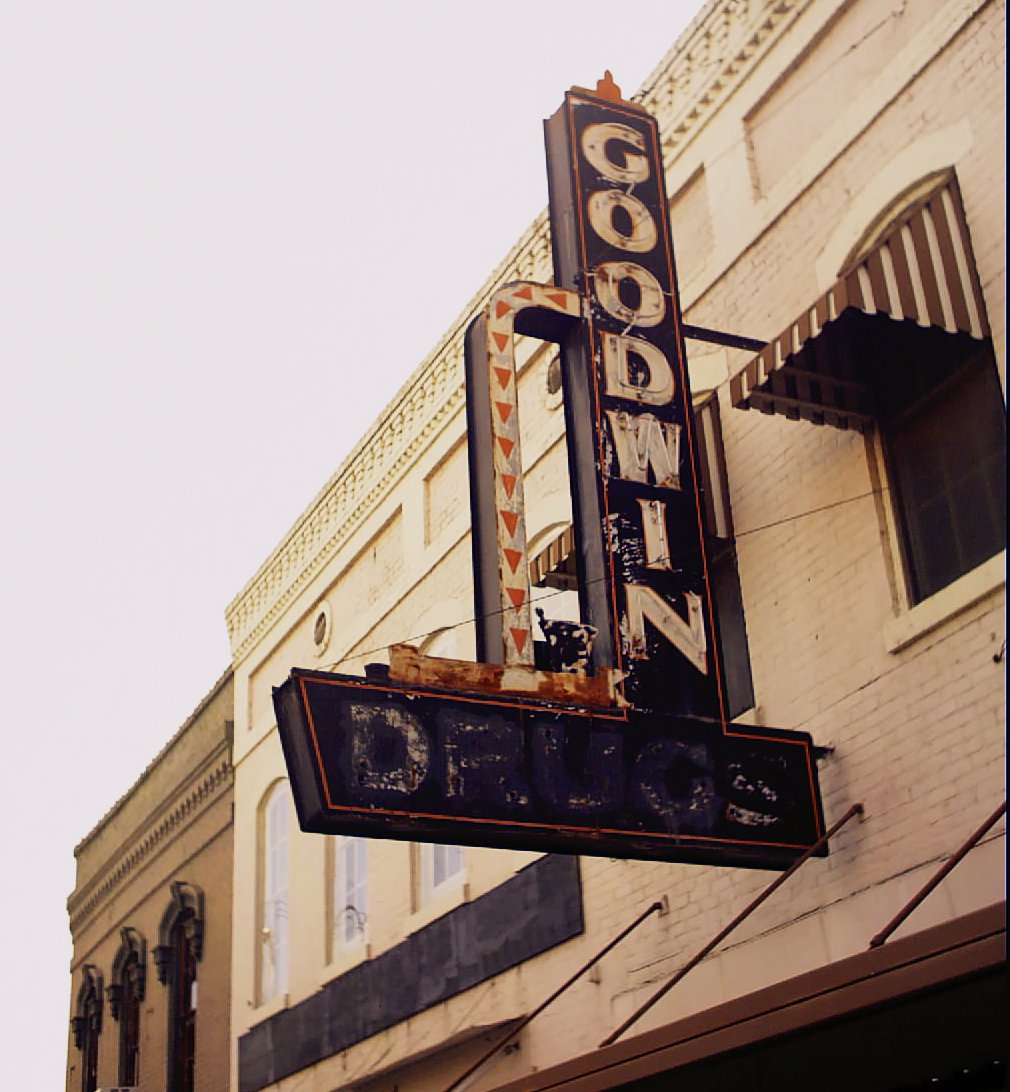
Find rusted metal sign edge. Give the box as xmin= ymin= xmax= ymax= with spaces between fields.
xmin=388 ymin=643 xmax=622 ymax=708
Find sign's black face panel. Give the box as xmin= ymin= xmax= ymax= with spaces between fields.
xmin=276 ymin=669 xmax=824 ymax=869
xmin=274 ymin=81 xmax=827 ymax=869
xmin=545 ymin=90 xmax=725 ymax=719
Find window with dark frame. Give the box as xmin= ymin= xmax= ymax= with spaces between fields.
xmin=71 ymin=965 xmax=102 ymax=1092
xmin=117 ymin=953 xmax=142 ymax=1086
xmin=169 ymin=912 xmax=198 ymax=1092
xmin=875 ymin=337 xmax=1006 ymax=605
xmin=109 ymin=926 xmax=146 ymax=1088
xmin=81 ymin=1015 xmax=99 ymax=1092
xmin=153 ymin=881 xmax=204 ymax=1092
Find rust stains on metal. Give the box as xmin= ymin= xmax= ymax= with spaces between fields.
xmin=571 ymin=69 xmax=625 ymax=104
xmin=388 ymin=643 xmax=624 ymax=708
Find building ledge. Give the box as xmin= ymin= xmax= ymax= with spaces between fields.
xmin=884 ymin=552 xmax=1005 ymax=653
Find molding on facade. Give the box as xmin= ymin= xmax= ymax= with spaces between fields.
xmin=73 ymin=667 xmax=232 ymax=857
xmin=222 ymin=0 xmax=810 ymax=667
xmin=639 ymin=0 xmax=807 ymax=159
xmin=67 ymin=755 xmax=231 ymax=933
xmin=223 ymin=222 xmax=553 ymax=664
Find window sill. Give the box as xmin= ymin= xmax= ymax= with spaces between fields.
xmin=252 ymin=989 xmax=289 ymax=1021
xmin=322 ymin=938 xmax=371 ymax=983
xmin=884 ymin=553 xmax=1006 ymax=653
xmin=411 ymin=878 xmax=470 ymax=931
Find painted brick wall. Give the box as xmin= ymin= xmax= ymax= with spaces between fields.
xmin=226 ymin=2 xmax=1005 ymax=1088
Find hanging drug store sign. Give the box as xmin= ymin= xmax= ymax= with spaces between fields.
xmin=275 ymin=78 xmax=826 ymax=867
xmin=276 ymin=667 xmax=824 ymax=868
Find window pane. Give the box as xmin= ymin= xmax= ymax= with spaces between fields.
xmin=119 ymin=958 xmax=140 ymax=1085
xmin=261 ymin=784 xmax=290 ymax=998
xmin=333 ymin=836 xmax=367 ymax=948
xmin=885 ymin=350 xmax=1006 ymax=603
xmin=430 ymin=843 xmax=463 ymax=894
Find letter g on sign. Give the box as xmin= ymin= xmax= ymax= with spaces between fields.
xmin=581 ymin=122 xmax=651 ymax=184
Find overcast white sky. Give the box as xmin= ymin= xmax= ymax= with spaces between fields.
xmin=0 ymin=1 xmax=701 ymax=1081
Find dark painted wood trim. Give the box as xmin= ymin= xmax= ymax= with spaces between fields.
xmin=237 ymin=854 xmax=583 ymax=1092
xmin=493 ymin=901 xmax=1006 ymax=1091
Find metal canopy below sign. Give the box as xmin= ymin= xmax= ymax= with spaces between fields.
xmin=275 ymin=75 xmax=827 ymax=869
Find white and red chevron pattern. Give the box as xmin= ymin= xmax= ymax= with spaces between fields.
xmin=481 ymin=281 xmax=580 ymax=664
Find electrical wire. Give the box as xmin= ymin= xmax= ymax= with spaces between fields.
xmin=319 ymin=6 xmax=951 ymax=676
xmin=324 ymin=485 xmax=886 ymax=672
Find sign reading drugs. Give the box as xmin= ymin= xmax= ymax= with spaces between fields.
xmin=275 ymin=75 xmax=827 ymax=868
xmin=275 ymin=664 xmax=824 ymax=868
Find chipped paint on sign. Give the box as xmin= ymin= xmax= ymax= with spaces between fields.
xmin=545 ymin=89 xmax=728 ymax=716
xmin=467 ymin=282 xmax=581 ymax=666
xmin=275 ymin=87 xmax=828 ymax=870
xmin=275 ymin=668 xmax=827 ymax=868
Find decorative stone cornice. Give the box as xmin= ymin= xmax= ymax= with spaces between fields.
xmin=67 ymin=757 xmax=232 ymax=934
xmin=224 ymin=220 xmax=554 ymax=664
xmin=73 ymin=667 xmax=232 ymax=857
xmin=223 ymin=0 xmax=805 ymax=666
xmin=637 ymin=0 xmax=806 ymax=159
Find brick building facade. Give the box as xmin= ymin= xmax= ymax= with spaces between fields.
xmin=226 ymin=1 xmax=1004 ymax=1089
xmin=66 ymin=671 xmax=234 ymax=1092
xmin=60 ymin=0 xmax=1002 ymax=1089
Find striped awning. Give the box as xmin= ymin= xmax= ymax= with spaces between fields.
xmin=730 ymin=174 xmax=990 ymax=431
xmin=529 ymin=524 xmax=576 ymax=588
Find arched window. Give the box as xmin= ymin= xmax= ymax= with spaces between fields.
xmin=71 ymin=964 xmax=103 ymax=1092
xmin=154 ymin=881 xmax=204 ymax=1092
xmin=730 ymin=172 xmax=1004 ymax=612
xmin=108 ymin=927 xmax=146 ymax=1086
xmin=836 ymin=174 xmax=1006 ymax=605
xmin=330 ymin=835 xmax=367 ymax=957
xmin=260 ymin=781 xmax=290 ymax=1001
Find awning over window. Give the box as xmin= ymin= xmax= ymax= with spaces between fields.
xmin=729 ymin=176 xmax=990 ymax=431
xmin=529 ymin=524 xmax=576 ymax=588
